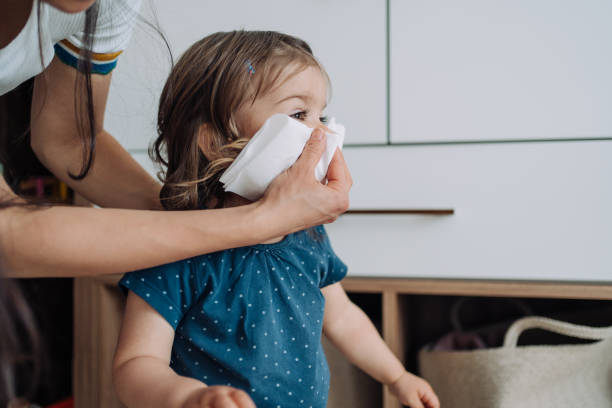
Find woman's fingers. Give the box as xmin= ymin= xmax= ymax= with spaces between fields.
xmin=290 ymin=129 xmax=352 ymax=216
xmin=316 ymin=123 xmax=334 ymax=134
xmin=326 ymin=148 xmax=352 ymax=194
xmin=292 ymin=128 xmax=326 ymax=178
xmin=260 ymin=127 xmax=352 ymax=233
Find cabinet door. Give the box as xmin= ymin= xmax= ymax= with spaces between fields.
xmin=105 ymin=0 xmax=386 ymax=153
xmin=390 ymin=0 xmax=612 ymax=143
xmin=326 ymin=141 xmax=612 ymax=282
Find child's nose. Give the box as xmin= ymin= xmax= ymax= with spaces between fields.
xmin=314 ymin=123 xmax=334 ymax=134
xmin=304 ymin=117 xmax=320 ymax=129
xmin=305 ymin=118 xmax=332 ymax=134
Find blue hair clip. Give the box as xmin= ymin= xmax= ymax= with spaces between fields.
xmin=246 ymin=60 xmax=256 ymax=75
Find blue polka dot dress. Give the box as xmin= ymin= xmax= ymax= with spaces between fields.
xmin=120 ymin=225 xmax=347 ymax=408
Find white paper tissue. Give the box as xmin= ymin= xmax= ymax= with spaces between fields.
xmin=219 ymin=113 xmax=345 ymax=201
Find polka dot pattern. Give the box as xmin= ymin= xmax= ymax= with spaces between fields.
xmin=119 ymin=226 xmax=347 ymax=408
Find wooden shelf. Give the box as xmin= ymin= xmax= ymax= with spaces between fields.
xmin=74 ymin=275 xmax=612 ymax=408
xmin=326 ymin=277 xmax=612 ymax=408
xmin=342 ymin=277 xmax=612 ymax=300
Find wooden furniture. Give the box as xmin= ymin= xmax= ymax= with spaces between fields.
xmin=73 ymin=275 xmax=125 ymax=408
xmin=328 ymin=278 xmax=612 ymax=408
xmin=73 ymin=276 xmax=612 ymax=408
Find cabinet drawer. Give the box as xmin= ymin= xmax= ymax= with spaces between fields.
xmin=326 ymin=141 xmax=612 ymax=282
xmin=390 ymin=0 xmax=612 ymax=143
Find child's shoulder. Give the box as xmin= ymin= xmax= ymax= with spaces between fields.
xmin=286 ymin=226 xmax=340 ymax=262
xmin=302 ymin=225 xmax=333 ymax=248
xmin=269 ymin=226 xmax=331 ymax=251
xmin=121 ymin=226 xmax=332 ymax=280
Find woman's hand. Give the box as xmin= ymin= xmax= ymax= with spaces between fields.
xmin=183 ymin=386 xmax=255 ymax=408
xmin=260 ymin=128 xmax=352 ymax=234
xmin=388 ymin=371 xmax=440 ymax=408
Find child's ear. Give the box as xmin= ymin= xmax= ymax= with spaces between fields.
xmin=197 ymin=123 xmax=217 ymax=162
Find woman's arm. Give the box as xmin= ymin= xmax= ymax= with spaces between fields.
xmin=321 ymin=283 xmax=439 ymax=408
xmin=30 ymin=57 xmax=162 ymax=210
xmin=0 ymin=54 xmax=351 ymax=278
xmin=113 ymin=292 xmax=255 ymax=408
xmin=0 ymin=128 xmax=349 ymax=278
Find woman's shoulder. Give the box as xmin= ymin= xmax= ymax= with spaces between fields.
xmin=0 ymin=0 xmax=143 ymax=94
xmin=0 ymin=0 xmax=53 ymax=94
xmin=53 ymin=0 xmax=142 ymax=73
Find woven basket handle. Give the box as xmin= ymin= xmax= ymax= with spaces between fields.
xmin=503 ymin=316 xmax=612 ymax=348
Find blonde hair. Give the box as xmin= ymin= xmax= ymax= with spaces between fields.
xmin=152 ymin=30 xmax=327 ymax=210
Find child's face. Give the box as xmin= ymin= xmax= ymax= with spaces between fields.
xmin=235 ymin=64 xmax=328 ymax=139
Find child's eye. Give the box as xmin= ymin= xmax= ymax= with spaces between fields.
xmin=290 ymin=111 xmax=307 ymax=121
xmin=319 ymin=115 xmax=329 ymax=124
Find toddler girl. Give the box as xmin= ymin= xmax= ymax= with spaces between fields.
xmin=113 ymin=30 xmax=439 ymax=408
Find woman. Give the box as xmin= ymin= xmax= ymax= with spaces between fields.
xmin=0 ymin=0 xmax=352 ymax=278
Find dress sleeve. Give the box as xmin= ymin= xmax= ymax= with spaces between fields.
xmin=54 ymin=0 xmax=142 ymax=74
xmin=119 ymin=258 xmax=204 ymax=329
xmin=315 ymin=226 xmax=348 ymax=288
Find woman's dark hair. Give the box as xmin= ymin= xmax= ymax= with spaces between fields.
xmin=0 ymin=2 xmax=100 ymax=188
xmin=0 ymin=0 xmax=171 ymax=189
xmin=0 ymin=79 xmax=43 ymax=191
xmin=153 ymin=30 xmax=327 ymax=210
xmin=71 ymin=0 xmax=100 ymax=180
xmin=0 ymin=278 xmax=42 ymax=406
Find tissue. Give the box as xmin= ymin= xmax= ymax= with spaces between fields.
xmin=219 ymin=113 xmax=345 ymax=201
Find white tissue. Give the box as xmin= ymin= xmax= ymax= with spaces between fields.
xmin=220 ymin=114 xmax=345 ymax=201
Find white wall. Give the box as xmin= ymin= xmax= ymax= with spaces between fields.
xmin=105 ymin=1 xmax=612 ymax=282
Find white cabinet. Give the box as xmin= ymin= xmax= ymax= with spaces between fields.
xmin=390 ymin=0 xmax=612 ymax=143
xmin=105 ymin=0 xmax=387 ymax=153
xmin=106 ymin=1 xmax=612 ymax=283
xmin=326 ymin=141 xmax=612 ymax=282
xmin=321 ymin=0 xmax=612 ymax=283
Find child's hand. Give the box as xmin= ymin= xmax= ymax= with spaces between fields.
xmin=388 ymin=371 xmax=440 ymax=408
xmin=183 ymin=386 xmax=256 ymax=408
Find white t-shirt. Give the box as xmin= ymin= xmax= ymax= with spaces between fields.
xmin=0 ymin=0 xmax=142 ymax=95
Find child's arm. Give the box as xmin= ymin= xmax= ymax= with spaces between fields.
xmin=113 ymin=292 xmax=255 ymax=408
xmin=321 ymin=283 xmax=440 ymax=408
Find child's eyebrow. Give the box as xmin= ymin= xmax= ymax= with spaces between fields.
xmin=275 ymin=94 xmax=327 ymax=109
xmin=276 ymin=95 xmax=311 ymax=104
